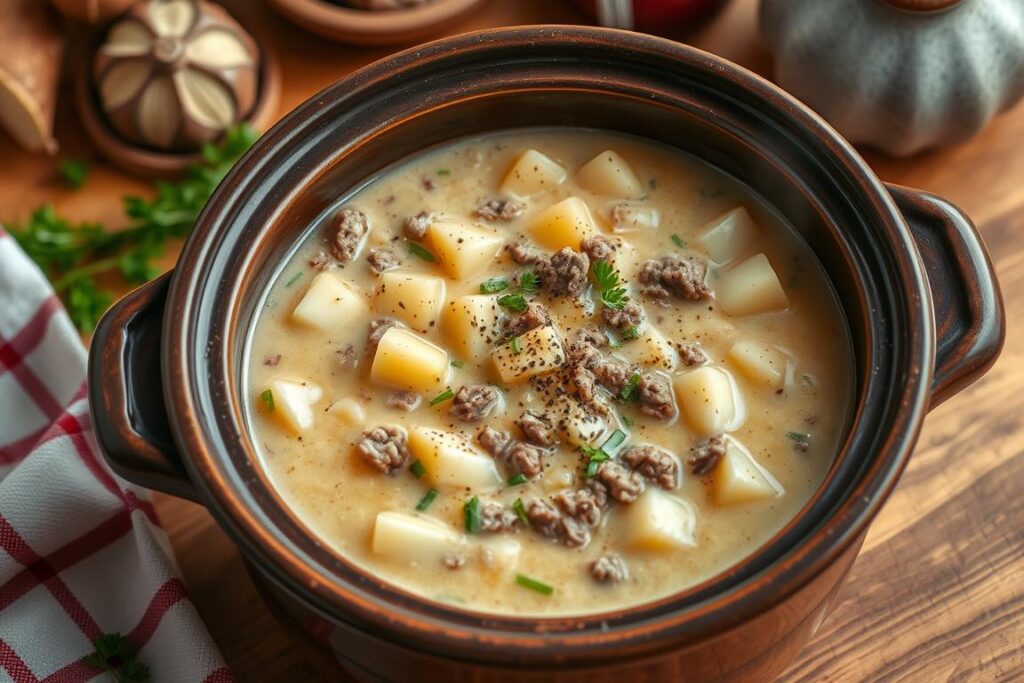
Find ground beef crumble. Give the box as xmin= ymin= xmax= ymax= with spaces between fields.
xmin=516 ymin=411 xmax=558 ymax=446
xmin=403 ymin=211 xmax=434 ymax=240
xmin=538 ymin=248 xmax=590 ymax=297
xmin=590 ymin=553 xmax=629 ymax=584
xmin=386 ymin=391 xmax=420 ymax=412
xmin=502 ymin=302 xmax=550 ymax=338
xmin=450 ymin=384 xmax=500 ymax=422
xmin=565 ymin=326 xmax=607 ymax=369
xmin=356 ymin=425 xmax=408 ymax=474
xmin=553 ymin=488 xmax=603 ymax=527
xmin=602 ymin=300 xmax=645 ymax=333
xmin=475 ymin=198 xmax=524 ymax=222
xmin=477 ymin=426 xmax=510 ymax=457
xmin=330 ymin=207 xmax=369 ymax=263
xmin=636 ymin=372 xmax=675 ymax=420
xmin=595 ymin=460 xmax=644 ymax=503
xmin=677 ymin=342 xmax=709 ymax=367
xmin=479 ymin=500 xmax=521 ymax=532
xmin=367 ymin=317 xmax=400 ymax=348
xmin=505 ymin=240 xmax=545 ymax=266
xmin=581 ymin=235 xmax=617 ymax=263
xmin=593 ymin=360 xmax=634 ymax=395
xmin=367 ymin=247 xmax=400 ymax=275
xmin=524 ymin=497 xmax=592 ymax=548
xmin=689 ymin=435 xmax=727 ymax=476
xmin=505 ymin=442 xmax=545 ymax=478
xmin=309 ymin=251 xmax=332 ymax=271
xmin=638 ymin=255 xmax=710 ymax=303
xmin=622 ymin=444 xmax=679 ymax=489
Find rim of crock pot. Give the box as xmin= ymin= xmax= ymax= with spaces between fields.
xmin=163 ymin=26 xmax=933 ymax=662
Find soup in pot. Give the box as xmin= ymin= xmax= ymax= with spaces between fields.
xmin=245 ymin=129 xmax=853 ymax=615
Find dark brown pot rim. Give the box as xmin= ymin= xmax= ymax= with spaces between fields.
xmin=157 ymin=26 xmax=983 ymax=664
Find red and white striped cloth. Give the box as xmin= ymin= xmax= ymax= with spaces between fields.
xmin=0 ymin=228 xmax=230 ymax=682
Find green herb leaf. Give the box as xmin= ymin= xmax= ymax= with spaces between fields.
xmin=516 ymin=271 xmax=540 ymax=294
xmin=409 ymin=459 xmax=427 ymax=479
xmin=408 ymin=242 xmax=437 ymax=262
xmin=510 ymin=336 xmax=522 ymax=354
xmin=450 ymin=359 xmax=465 ymax=368
xmin=430 ymin=388 xmax=454 ymax=406
xmin=601 ymin=286 xmax=629 ymax=310
xmin=786 ymin=431 xmax=811 ymax=449
xmin=581 ymin=444 xmax=609 ymax=479
xmin=620 ymin=373 xmax=642 ymax=401
xmin=507 ymin=473 xmax=528 ymax=487
xmin=620 ymin=325 xmax=641 ymax=341
xmin=515 ymin=573 xmax=554 ymax=596
xmin=464 ymin=496 xmax=481 ymax=533
xmin=416 ymin=488 xmax=439 ymax=511
xmin=259 ymin=389 xmax=275 ymax=412
xmin=621 ymin=415 xmax=635 ymax=428
xmin=592 ymin=259 xmax=629 ymax=310
xmin=497 ymin=293 xmax=528 ymax=312
xmin=437 ymin=168 xmax=451 ymax=176
xmin=285 ymin=271 xmax=304 ymax=287
xmin=66 ymin=277 xmax=111 ymax=333
xmin=670 ymin=233 xmax=687 ymax=248
xmin=82 ymin=633 xmax=150 ymax=682
xmin=480 ymin=278 xmax=509 ymax=294
xmin=59 ymin=159 xmax=89 ymax=190
xmin=513 ymin=497 xmax=529 ymax=525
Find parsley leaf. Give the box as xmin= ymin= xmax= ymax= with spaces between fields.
xmin=592 ymin=259 xmax=629 ymax=310
xmin=516 ymin=271 xmax=540 ymax=294
xmin=58 ymin=159 xmax=89 ymax=190
xmin=82 ymin=633 xmax=150 ymax=682
xmin=497 ymin=293 xmax=528 ymax=312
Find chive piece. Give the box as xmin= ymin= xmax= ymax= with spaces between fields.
xmin=581 ymin=444 xmax=609 ymax=478
xmin=620 ymin=373 xmax=642 ymax=401
xmin=515 ymin=573 xmax=554 ymax=596
xmin=437 ymin=168 xmax=451 ymax=176
xmin=497 ymin=293 xmax=528 ymax=312
xmin=513 ymin=498 xmax=529 ymax=525
xmin=430 ymin=388 xmax=455 ymax=406
xmin=480 ymin=278 xmax=509 ymax=294
xmin=450 ymin=359 xmax=465 ymax=368
xmin=516 ymin=271 xmax=540 ymax=294
xmin=409 ymin=459 xmax=427 ymax=479
xmin=59 ymin=159 xmax=89 ymax=189
xmin=464 ymin=496 xmax=481 ymax=533
xmin=416 ymin=488 xmax=439 ymax=511
xmin=408 ymin=242 xmax=436 ymax=262
xmin=786 ymin=431 xmax=811 ymax=449
xmin=601 ymin=429 xmax=627 ymax=455
xmin=510 ymin=336 xmax=522 ymax=354
xmin=585 ymin=459 xmax=601 ymax=479
xmin=259 ymin=389 xmax=275 ymax=412
xmin=507 ymin=473 xmax=528 ymax=487
xmin=620 ymin=325 xmax=641 ymax=341
xmin=621 ymin=415 xmax=636 ymax=428
xmin=285 ymin=271 xmax=304 ymax=287
xmin=670 ymin=233 xmax=687 ymax=248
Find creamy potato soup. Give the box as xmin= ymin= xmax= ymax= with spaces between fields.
xmin=245 ymin=129 xmax=852 ymax=615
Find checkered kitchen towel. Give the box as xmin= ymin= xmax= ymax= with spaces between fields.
xmin=0 ymin=227 xmax=230 ymax=682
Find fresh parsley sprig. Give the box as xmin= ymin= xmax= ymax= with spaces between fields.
xmin=592 ymin=259 xmax=629 ymax=310
xmin=82 ymin=633 xmax=149 ymax=682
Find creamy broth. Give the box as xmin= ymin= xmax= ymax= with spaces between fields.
xmin=246 ymin=129 xmax=852 ymax=616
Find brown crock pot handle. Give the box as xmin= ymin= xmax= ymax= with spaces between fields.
xmin=887 ymin=184 xmax=1005 ymax=408
xmin=88 ymin=273 xmax=199 ymax=501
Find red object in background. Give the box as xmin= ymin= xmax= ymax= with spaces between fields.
xmin=571 ymin=0 xmax=729 ymax=37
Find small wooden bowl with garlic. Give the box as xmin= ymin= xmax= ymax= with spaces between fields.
xmin=76 ymin=0 xmax=280 ymax=177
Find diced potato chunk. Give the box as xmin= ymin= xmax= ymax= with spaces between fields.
xmin=529 ymin=197 xmax=599 ymax=252
xmin=700 ymin=207 xmax=758 ymax=264
xmin=609 ymin=202 xmax=659 ymax=233
xmin=714 ymin=253 xmax=790 ymax=317
xmin=328 ymin=397 xmax=365 ymax=429
xmin=370 ymin=327 xmax=449 ymax=393
xmin=372 ymin=511 xmax=467 ymax=565
xmin=291 ymin=272 xmax=367 ymax=333
xmin=553 ymin=395 xmax=610 ymax=446
xmin=621 ymin=325 xmax=678 ymax=371
xmin=500 ymin=149 xmax=567 ymax=197
xmin=427 ymin=220 xmax=504 ymax=280
xmin=442 ymin=295 xmax=501 ymax=364
xmin=623 ymin=488 xmax=697 ymax=551
xmin=491 ymin=324 xmax=566 ymax=385
xmin=267 ymin=379 xmax=322 ymax=434
xmin=480 ymin=539 xmax=521 ymax=579
xmin=407 ymin=426 xmax=502 ymax=489
xmin=714 ymin=440 xmax=784 ymax=505
xmin=728 ymin=339 xmax=788 ymax=390
xmin=576 ymin=150 xmax=645 ymax=199
xmin=673 ymin=366 xmax=745 ymax=436
xmin=376 ymin=272 xmax=446 ymax=333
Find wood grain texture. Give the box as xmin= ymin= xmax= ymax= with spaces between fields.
xmin=1 ymin=0 xmax=1021 ymax=680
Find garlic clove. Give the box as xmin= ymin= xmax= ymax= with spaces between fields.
xmin=137 ymin=77 xmax=180 ymax=148
xmin=100 ymin=60 xmax=152 ymax=109
xmin=148 ymin=0 xmax=196 ymax=38
xmin=174 ymin=67 xmax=235 ymax=130
xmin=103 ymin=20 xmax=154 ymax=58
xmin=185 ymin=28 xmax=253 ymax=69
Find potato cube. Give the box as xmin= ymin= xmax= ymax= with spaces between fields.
xmin=529 ymin=197 xmax=599 ymax=251
xmin=291 ymin=272 xmax=367 ymax=334
xmin=372 ymin=511 xmax=467 ymax=565
xmin=609 ymin=202 xmax=659 ymax=233
xmin=407 ymin=426 xmax=502 ymax=489
xmin=328 ymin=397 xmax=365 ymax=429
xmin=442 ymin=295 xmax=502 ymax=364
xmin=491 ymin=324 xmax=566 ymax=385
xmin=714 ymin=439 xmax=784 ymax=505
xmin=673 ymin=366 xmax=745 ymax=436
xmin=700 ymin=207 xmax=758 ymax=264
xmin=370 ymin=327 xmax=449 ymax=393
xmin=553 ymin=395 xmax=610 ymax=446
xmin=480 ymin=539 xmax=522 ymax=579
xmin=266 ymin=379 xmax=322 ymax=434
xmin=427 ymin=220 xmax=504 ymax=280
xmin=728 ymin=339 xmax=788 ymax=390
xmin=576 ymin=150 xmax=645 ymax=199
xmin=376 ymin=272 xmax=446 ymax=333
xmin=500 ymin=149 xmax=567 ymax=197
xmin=622 ymin=488 xmax=697 ymax=551
xmin=621 ymin=325 xmax=678 ymax=372
xmin=714 ymin=253 xmax=790 ymax=317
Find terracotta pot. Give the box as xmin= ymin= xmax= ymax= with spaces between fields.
xmin=87 ymin=27 xmax=1005 ymax=682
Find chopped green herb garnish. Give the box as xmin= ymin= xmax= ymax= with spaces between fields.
xmin=592 ymin=259 xmax=629 ymax=310
xmin=515 ymin=573 xmax=554 ymax=596
xmin=581 ymin=444 xmax=609 ymax=478
xmin=620 ymin=373 xmax=642 ymax=401
xmin=507 ymin=473 xmax=528 ymax=487
xmin=437 ymin=168 xmax=451 ymax=176
xmin=408 ymin=242 xmax=437 ymax=262
xmin=430 ymin=388 xmax=455 ymax=406
xmin=513 ymin=497 xmax=529 ymax=525
xmin=497 ymin=293 xmax=528 ymax=312
xmin=621 ymin=415 xmax=636 ymax=428
xmin=620 ymin=325 xmax=641 ymax=341
xmin=517 ymin=271 xmax=540 ymax=294
xmin=786 ymin=431 xmax=811 ymax=449
xmin=450 ymin=359 xmax=465 ymax=368
xmin=59 ymin=159 xmax=89 ymax=190
xmin=285 ymin=271 xmax=304 ymax=287
xmin=409 ymin=459 xmax=427 ymax=479
xmin=601 ymin=429 xmax=627 ymax=455
xmin=464 ymin=496 xmax=481 ymax=533
xmin=670 ymin=233 xmax=687 ymax=248
xmin=415 ymin=488 xmax=439 ymax=511
xmin=480 ymin=277 xmax=510 ymax=294
xmin=510 ymin=336 xmax=522 ymax=354
xmin=83 ymin=633 xmax=149 ymax=682
xmin=259 ymin=389 xmax=275 ymax=412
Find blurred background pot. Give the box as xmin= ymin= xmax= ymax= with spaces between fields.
xmin=760 ymin=0 xmax=1024 ymax=157
xmin=570 ymin=0 xmax=730 ymax=37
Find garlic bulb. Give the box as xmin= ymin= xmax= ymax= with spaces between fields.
xmin=93 ymin=0 xmax=260 ymax=152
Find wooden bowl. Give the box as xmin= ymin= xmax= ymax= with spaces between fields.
xmin=266 ymin=0 xmax=487 ymax=46
xmin=87 ymin=26 xmax=1004 ymax=682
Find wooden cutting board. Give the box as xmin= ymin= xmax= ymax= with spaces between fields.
xmin=1 ymin=0 xmax=1021 ymax=680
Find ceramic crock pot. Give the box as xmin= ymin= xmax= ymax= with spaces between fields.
xmin=87 ymin=27 xmax=1004 ymax=682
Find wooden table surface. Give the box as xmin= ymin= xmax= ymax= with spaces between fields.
xmin=2 ymin=0 xmax=1023 ymax=680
